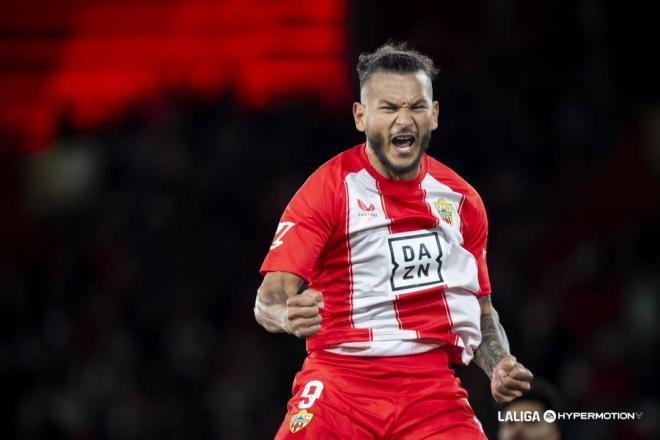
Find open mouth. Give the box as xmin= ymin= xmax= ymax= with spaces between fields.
xmin=391 ymin=134 xmax=416 ymax=153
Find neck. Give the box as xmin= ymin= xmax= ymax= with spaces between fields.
xmin=365 ymin=142 xmax=421 ymax=181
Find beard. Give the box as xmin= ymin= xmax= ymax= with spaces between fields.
xmin=367 ymin=131 xmax=432 ymax=177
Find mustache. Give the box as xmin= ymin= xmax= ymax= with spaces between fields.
xmin=390 ymin=132 xmax=417 ymax=137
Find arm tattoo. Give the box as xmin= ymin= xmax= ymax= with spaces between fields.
xmin=474 ymin=296 xmax=510 ymax=378
xmin=254 ymin=285 xmax=290 ymax=333
xmin=264 ymin=287 xmax=288 ymax=306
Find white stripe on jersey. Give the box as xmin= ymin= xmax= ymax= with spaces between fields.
xmin=344 ymin=170 xmax=400 ymax=333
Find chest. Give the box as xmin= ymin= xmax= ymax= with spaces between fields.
xmin=341 ymin=170 xmax=464 ymax=241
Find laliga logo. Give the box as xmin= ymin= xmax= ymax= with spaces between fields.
xmin=499 ymin=409 xmax=644 ymax=423
xmin=498 ymin=410 xmax=556 ymax=423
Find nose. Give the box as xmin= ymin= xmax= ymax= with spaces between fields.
xmin=394 ymin=108 xmax=414 ymax=128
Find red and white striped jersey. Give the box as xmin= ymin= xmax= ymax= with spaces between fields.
xmin=261 ymin=144 xmax=491 ymax=364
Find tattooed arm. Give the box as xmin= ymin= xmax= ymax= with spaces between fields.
xmin=475 ymin=295 xmax=534 ymax=403
xmin=474 ymin=295 xmax=510 ymax=377
xmin=254 ymin=271 xmax=323 ymax=338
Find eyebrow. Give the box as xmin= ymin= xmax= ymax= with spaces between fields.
xmin=377 ymin=99 xmax=427 ymax=107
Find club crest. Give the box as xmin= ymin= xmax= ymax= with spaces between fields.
xmin=289 ymin=409 xmax=314 ymax=433
xmin=434 ymin=198 xmax=454 ymax=225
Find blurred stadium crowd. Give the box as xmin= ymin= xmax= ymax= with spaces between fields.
xmin=1 ymin=1 xmax=659 ymax=439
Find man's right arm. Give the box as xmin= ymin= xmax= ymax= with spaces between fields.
xmin=254 ymin=271 xmax=323 ymax=338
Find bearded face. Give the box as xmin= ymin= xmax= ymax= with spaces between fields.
xmin=354 ymin=71 xmax=439 ymax=180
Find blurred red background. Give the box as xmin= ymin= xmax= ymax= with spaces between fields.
xmin=0 ymin=0 xmax=349 ymax=151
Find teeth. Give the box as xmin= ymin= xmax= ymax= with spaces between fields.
xmin=392 ymin=135 xmax=415 ymax=147
xmin=393 ymin=135 xmax=414 ymax=142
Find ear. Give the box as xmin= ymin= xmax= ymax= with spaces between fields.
xmin=431 ymin=100 xmax=439 ymax=130
xmin=353 ymin=102 xmax=366 ymax=132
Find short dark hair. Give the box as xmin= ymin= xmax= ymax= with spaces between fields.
xmin=356 ymin=42 xmax=439 ymax=89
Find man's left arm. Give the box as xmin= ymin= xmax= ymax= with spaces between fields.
xmin=474 ymin=295 xmax=534 ymax=403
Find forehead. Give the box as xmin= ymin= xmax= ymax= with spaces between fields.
xmin=362 ymin=71 xmax=432 ymax=102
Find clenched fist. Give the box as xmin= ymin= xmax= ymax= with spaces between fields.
xmin=284 ymin=289 xmax=324 ymax=338
xmin=491 ymin=355 xmax=534 ymax=403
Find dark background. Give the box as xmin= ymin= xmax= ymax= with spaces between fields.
xmin=1 ymin=1 xmax=658 ymax=439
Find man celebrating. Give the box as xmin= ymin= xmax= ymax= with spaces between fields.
xmin=255 ymin=42 xmax=533 ymax=439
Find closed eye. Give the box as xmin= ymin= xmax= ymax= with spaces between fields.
xmin=411 ymin=100 xmax=428 ymax=110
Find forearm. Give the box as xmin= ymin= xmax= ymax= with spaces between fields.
xmin=474 ymin=296 xmax=511 ymax=378
xmin=254 ymin=271 xmax=303 ymax=333
xmin=254 ymin=285 xmax=289 ymax=333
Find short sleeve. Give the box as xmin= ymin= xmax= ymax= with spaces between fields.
xmin=260 ymin=167 xmax=338 ymax=282
xmin=461 ymin=191 xmax=492 ymax=297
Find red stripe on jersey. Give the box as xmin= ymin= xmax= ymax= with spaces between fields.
xmin=376 ymin=180 xmax=393 ymax=235
xmin=394 ymin=286 xmax=452 ymax=340
xmin=421 ymin=185 xmax=439 ymax=228
xmin=378 ymin=179 xmax=453 ymax=339
xmin=343 ymin=179 xmax=356 ymax=329
xmin=379 ymin=184 xmax=437 ymax=234
xmin=457 ymin=193 xmax=466 ymax=244
xmin=439 ymin=284 xmax=459 ymax=347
